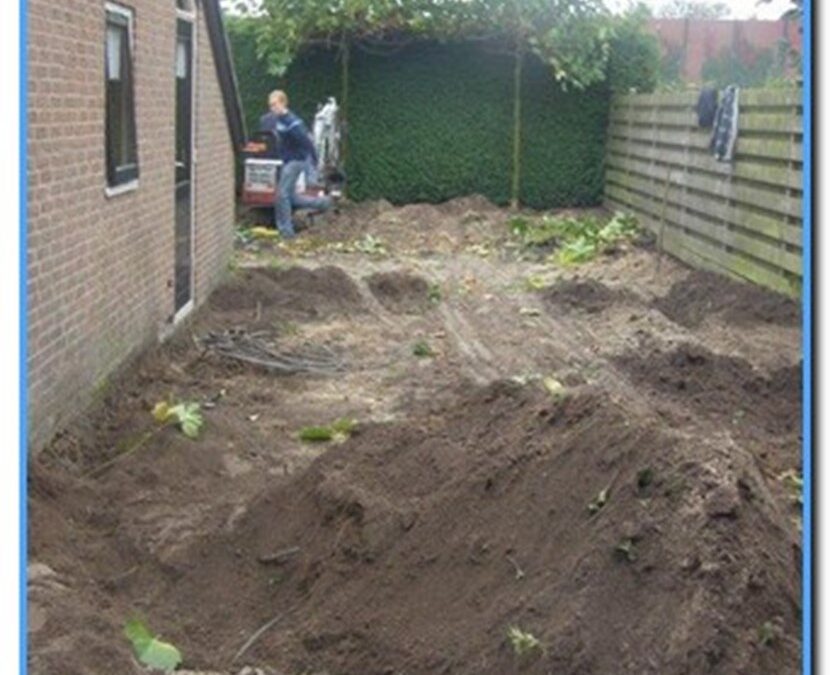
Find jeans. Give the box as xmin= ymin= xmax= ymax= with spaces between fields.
xmin=304 ymin=157 xmax=320 ymax=187
xmin=275 ymin=160 xmax=332 ymax=238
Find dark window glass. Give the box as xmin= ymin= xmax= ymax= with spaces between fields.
xmin=105 ymin=8 xmax=138 ymax=187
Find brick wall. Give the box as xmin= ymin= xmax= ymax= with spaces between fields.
xmin=27 ymin=0 xmax=236 ymax=453
xmin=648 ymin=18 xmax=802 ymax=82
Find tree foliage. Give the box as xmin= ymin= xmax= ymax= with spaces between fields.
xmin=656 ymin=0 xmax=731 ymax=19
xmin=606 ymin=3 xmax=661 ymax=93
xmin=252 ymin=0 xmax=615 ymax=90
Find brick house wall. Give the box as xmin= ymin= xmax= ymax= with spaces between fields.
xmin=26 ymin=0 xmax=237 ymax=453
xmin=648 ymin=18 xmax=802 ymax=83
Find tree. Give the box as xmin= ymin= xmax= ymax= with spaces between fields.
xmin=251 ymin=0 xmax=615 ymax=207
xmin=757 ymin=0 xmax=803 ymax=22
xmin=220 ymin=0 xmax=263 ymax=15
xmin=657 ymin=0 xmax=731 ymax=19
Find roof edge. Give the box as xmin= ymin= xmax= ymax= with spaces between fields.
xmin=203 ymin=0 xmax=247 ymax=151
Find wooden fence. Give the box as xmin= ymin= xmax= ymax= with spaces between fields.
xmin=604 ymin=87 xmax=803 ymax=297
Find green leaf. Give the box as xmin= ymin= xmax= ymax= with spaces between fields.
xmin=506 ymin=626 xmax=542 ymax=656
xmin=299 ymin=425 xmax=334 ymax=442
xmin=169 ymin=402 xmax=203 ymax=439
xmin=587 ymin=487 xmax=609 ymax=515
xmin=542 ymin=377 xmax=566 ymax=401
xmin=331 ymin=417 xmax=358 ymax=435
xmin=124 ymin=619 xmax=182 ymax=673
xmin=412 ymin=340 xmax=435 ymax=357
xmin=152 ymin=400 xmax=203 ymax=438
xmin=637 ymin=468 xmax=654 ymax=490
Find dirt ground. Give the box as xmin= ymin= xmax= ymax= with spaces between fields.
xmin=29 ymin=197 xmax=803 ymax=675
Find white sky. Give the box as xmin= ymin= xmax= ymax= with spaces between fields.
xmin=607 ymin=0 xmax=796 ymax=19
xmin=221 ymin=0 xmax=796 ymax=21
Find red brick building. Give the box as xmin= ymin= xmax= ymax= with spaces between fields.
xmin=26 ymin=0 xmax=245 ymax=452
xmin=648 ymin=18 xmax=802 ymax=83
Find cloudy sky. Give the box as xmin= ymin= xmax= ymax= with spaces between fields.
xmin=607 ymin=0 xmax=795 ymax=19
xmin=222 ymin=0 xmax=797 ymax=20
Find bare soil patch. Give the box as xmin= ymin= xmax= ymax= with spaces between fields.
xmin=654 ymin=269 xmax=801 ymax=328
xmin=614 ymin=342 xmax=801 ymax=440
xmin=366 ymin=271 xmax=432 ymax=315
xmin=543 ymin=278 xmax=633 ymax=315
xmin=29 ymin=199 xmax=803 ymax=674
xmin=210 ymin=266 xmax=365 ymax=323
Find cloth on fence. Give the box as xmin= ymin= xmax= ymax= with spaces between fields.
xmin=709 ymin=85 xmax=740 ymax=162
xmin=695 ymin=87 xmax=719 ymax=128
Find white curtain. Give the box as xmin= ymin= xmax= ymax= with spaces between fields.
xmin=176 ymin=41 xmax=188 ymax=79
xmin=106 ymin=25 xmax=122 ymax=82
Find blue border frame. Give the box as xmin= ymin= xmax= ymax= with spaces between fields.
xmin=802 ymin=0 xmax=813 ymax=673
xmin=14 ymin=1 xmax=815 ymax=674
xmin=19 ymin=0 xmax=28 ymax=671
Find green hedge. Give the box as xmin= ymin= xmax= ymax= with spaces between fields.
xmin=228 ymin=21 xmax=611 ymax=208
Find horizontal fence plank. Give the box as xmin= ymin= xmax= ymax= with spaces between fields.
xmin=739 ymin=88 xmax=803 ymax=107
xmin=605 ymin=158 xmax=802 ymax=219
xmin=614 ymin=91 xmax=699 ymax=108
xmin=735 ymin=137 xmax=803 ymax=163
xmin=608 ymin=122 xmax=710 ymax=148
xmin=614 ymin=87 xmax=802 ymax=110
xmin=606 ymin=138 xmax=803 ymax=191
xmin=605 ymin=169 xmax=803 ymax=248
xmin=606 ymin=87 xmax=803 ymax=297
xmin=606 ymin=194 xmax=800 ymax=297
xmin=611 ymin=108 xmax=802 ymax=135
xmin=607 ymin=123 xmax=804 ymax=162
xmin=605 ymin=182 xmax=802 ymax=275
xmin=738 ymin=112 xmax=803 ymax=134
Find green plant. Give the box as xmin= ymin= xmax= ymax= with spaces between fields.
xmin=124 ymin=619 xmax=182 ymax=673
xmin=152 ymin=400 xmax=204 ymax=439
xmin=506 ymin=626 xmax=543 ymax=656
xmin=299 ymin=418 xmax=358 ymax=443
xmin=758 ymin=621 xmax=777 ymax=647
xmin=510 ymin=210 xmax=640 ymax=265
xmin=524 ymin=274 xmax=547 ymax=291
xmin=637 ymin=467 xmax=654 ymax=490
xmin=412 ymin=340 xmax=435 ymax=358
xmin=701 ymin=44 xmax=781 ymax=89
xmin=588 ymin=487 xmax=609 ymax=515
xmin=614 ymin=537 xmax=638 ymax=562
xmin=354 ymin=234 xmax=387 ymax=255
xmin=299 ymin=426 xmax=335 ymax=442
xmin=606 ymin=3 xmax=660 ymax=93
xmin=542 ymin=376 xmax=567 ymax=401
xmin=778 ymin=469 xmax=803 ymax=506
xmin=428 ymin=283 xmax=443 ymax=304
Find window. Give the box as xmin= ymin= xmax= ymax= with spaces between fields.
xmin=105 ymin=5 xmax=138 ymax=188
xmin=176 ymin=0 xmax=195 ymax=14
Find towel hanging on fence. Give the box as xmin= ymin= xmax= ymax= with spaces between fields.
xmin=695 ymin=87 xmax=718 ymax=128
xmin=709 ymin=85 xmax=740 ymax=162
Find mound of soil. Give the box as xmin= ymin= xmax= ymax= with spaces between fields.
xmin=654 ymin=270 xmax=801 ymax=328
xmin=615 ymin=343 xmax=801 ymax=439
xmin=366 ymin=271 xmax=432 ymax=314
xmin=544 ymin=279 xmax=631 ymax=315
xmin=80 ymin=382 xmax=797 ymax=675
xmin=209 ymin=266 xmax=364 ymax=321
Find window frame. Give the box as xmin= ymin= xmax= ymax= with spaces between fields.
xmin=176 ymin=0 xmax=196 ymax=20
xmin=104 ymin=2 xmax=139 ymax=193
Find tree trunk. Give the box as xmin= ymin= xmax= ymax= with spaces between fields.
xmin=510 ymin=44 xmax=524 ymax=210
xmin=340 ymin=37 xmax=350 ymax=167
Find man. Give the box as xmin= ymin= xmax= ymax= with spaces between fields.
xmin=259 ymin=90 xmax=332 ymax=238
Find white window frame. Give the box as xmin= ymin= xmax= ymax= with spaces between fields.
xmin=172 ymin=2 xmax=198 ymax=325
xmin=104 ymin=2 xmax=139 ymax=195
xmin=176 ymin=0 xmax=196 ymax=21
